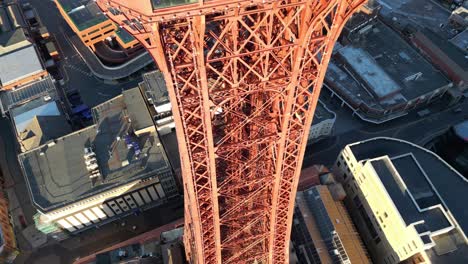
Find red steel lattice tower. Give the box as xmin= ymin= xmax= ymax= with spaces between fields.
xmin=97 ymin=0 xmax=365 ymax=263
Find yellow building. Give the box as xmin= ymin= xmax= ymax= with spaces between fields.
xmin=333 ymin=137 xmax=468 ymax=264
xmin=292 ymin=184 xmax=371 ymax=264
xmin=54 ymin=0 xmax=139 ymax=51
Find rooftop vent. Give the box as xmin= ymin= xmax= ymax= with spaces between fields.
xmin=84 ymin=147 xmax=101 ymax=180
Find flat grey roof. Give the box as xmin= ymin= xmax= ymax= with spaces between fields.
xmin=18 ymin=88 xmax=172 ymax=211
xmin=139 ymin=71 xmax=169 ymax=106
xmin=0 ymin=45 xmax=43 ymax=87
xmin=349 ymin=138 xmax=468 ymax=237
xmin=332 ymin=20 xmax=450 ymax=108
xmin=339 ymin=46 xmax=402 ymax=100
xmin=122 ymin=88 xmax=154 ymax=131
xmin=370 ymin=157 xmax=451 ymax=235
xmin=449 ymin=29 xmax=468 ymax=53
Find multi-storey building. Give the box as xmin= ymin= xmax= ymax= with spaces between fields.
xmin=54 ymin=0 xmax=139 ymax=51
xmin=0 ymin=3 xmax=48 ymax=91
xmin=0 ymin=2 xmax=58 ymax=117
xmin=18 ymin=87 xmax=179 ymax=235
xmin=325 ymin=15 xmax=452 ymax=124
xmin=307 ymin=101 xmax=336 ymax=144
xmin=292 ymin=184 xmax=370 ymax=264
xmin=333 ymin=137 xmax=468 ymax=264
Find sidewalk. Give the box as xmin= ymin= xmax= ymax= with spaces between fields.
xmin=67 ymin=34 xmax=154 ymax=81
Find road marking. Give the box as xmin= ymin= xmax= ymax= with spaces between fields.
xmin=64 ymin=64 xmax=93 ymax=77
xmin=378 ymin=0 xmax=393 ymax=10
xmin=97 ymin=92 xmax=112 ymax=97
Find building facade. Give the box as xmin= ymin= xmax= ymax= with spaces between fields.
xmin=307 ymin=100 xmax=336 ymax=143
xmin=19 ymin=87 xmax=179 ymax=234
xmin=54 ymin=0 xmax=139 ymax=51
xmin=333 ymin=137 xmax=468 ymax=264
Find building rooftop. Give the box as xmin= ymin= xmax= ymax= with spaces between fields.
xmin=0 ymin=76 xmax=57 ymax=114
xmin=419 ymin=28 xmax=468 ymax=71
xmin=0 ymin=45 xmax=44 ymax=88
xmin=339 ymin=46 xmax=402 ymax=100
xmin=334 ymin=20 xmax=450 ymax=108
xmin=57 ymin=0 xmax=108 ymax=31
xmin=18 ymin=87 xmax=173 ymax=212
xmin=293 ymin=185 xmax=370 ymax=264
xmin=370 ymin=157 xmax=452 ymax=235
xmin=18 ymin=115 xmax=72 ymax=152
xmin=348 ymin=138 xmax=468 ymax=240
xmin=0 ymin=3 xmax=29 ymax=54
xmin=11 ymin=100 xmax=62 ymax=134
xmin=449 ymin=29 xmax=468 ymax=53
xmin=121 ymin=88 xmax=154 ymax=131
xmin=139 ymin=71 xmax=170 ymax=106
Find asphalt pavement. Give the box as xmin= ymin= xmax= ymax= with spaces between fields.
xmin=303 ymin=97 xmax=468 ymax=167
xmin=22 ymin=0 xmax=142 ymax=108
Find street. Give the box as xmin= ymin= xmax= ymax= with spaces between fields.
xmin=23 ymin=0 xmax=142 ymax=108
xmin=1 ymin=1 xmax=465 ymax=263
xmin=303 ymin=96 xmax=468 ymax=167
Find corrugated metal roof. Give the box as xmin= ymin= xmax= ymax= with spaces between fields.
xmin=0 ymin=76 xmax=57 ymax=114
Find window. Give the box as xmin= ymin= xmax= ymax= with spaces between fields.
xmin=357 ymin=205 xmax=378 ymax=239
xmin=353 ymin=195 xmax=362 ymax=207
xmin=337 ymin=161 xmax=341 ymax=167
xmin=88 ymin=29 xmax=100 ymax=35
xmin=374 ymin=236 xmax=381 ymax=244
xmin=379 ymin=216 xmax=383 ymax=223
xmin=343 ymin=173 xmax=348 ymax=180
xmin=101 ymin=23 xmax=113 ymax=30
xmin=384 ymin=212 xmax=388 ymax=218
xmin=90 ymin=34 xmax=103 ymax=41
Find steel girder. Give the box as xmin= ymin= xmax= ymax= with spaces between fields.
xmin=97 ymin=0 xmax=365 ymax=263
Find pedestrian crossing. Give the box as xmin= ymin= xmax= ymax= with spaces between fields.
xmin=64 ymin=63 xmax=93 ymax=78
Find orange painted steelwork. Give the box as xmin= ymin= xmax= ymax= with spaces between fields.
xmin=97 ymin=0 xmax=364 ymax=263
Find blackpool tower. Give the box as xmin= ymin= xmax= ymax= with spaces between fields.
xmin=97 ymin=0 xmax=365 ymax=263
